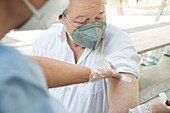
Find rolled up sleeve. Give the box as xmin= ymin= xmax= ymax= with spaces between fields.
xmin=104 ymin=29 xmax=141 ymax=79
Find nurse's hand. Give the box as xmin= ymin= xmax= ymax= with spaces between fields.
xmin=129 ymin=96 xmax=170 ymax=113
xmin=88 ymin=60 xmax=121 ymax=82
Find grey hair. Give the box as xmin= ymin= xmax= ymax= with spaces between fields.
xmin=63 ymin=6 xmax=70 ymax=16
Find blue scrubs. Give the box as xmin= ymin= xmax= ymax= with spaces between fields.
xmin=0 ymin=44 xmax=66 ymax=113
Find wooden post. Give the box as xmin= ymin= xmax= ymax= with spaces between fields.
xmin=155 ymin=0 xmax=167 ymax=22
xmin=116 ymin=0 xmax=123 ymax=15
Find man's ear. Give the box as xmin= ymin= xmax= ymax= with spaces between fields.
xmin=58 ymin=14 xmax=64 ymax=24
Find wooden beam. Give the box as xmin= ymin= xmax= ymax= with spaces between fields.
xmin=116 ymin=0 xmax=123 ymax=15
xmin=155 ymin=0 xmax=167 ymax=22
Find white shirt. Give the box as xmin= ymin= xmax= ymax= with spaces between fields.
xmin=32 ymin=24 xmax=140 ymax=113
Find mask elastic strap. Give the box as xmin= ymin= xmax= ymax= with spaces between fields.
xmin=22 ymin=0 xmax=42 ymax=18
xmin=62 ymin=14 xmax=77 ymax=30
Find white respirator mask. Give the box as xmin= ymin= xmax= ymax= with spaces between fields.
xmin=17 ymin=0 xmax=69 ymax=30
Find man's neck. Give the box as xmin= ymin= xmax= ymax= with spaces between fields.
xmin=66 ymin=33 xmax=85 ymax=50
xmin=66 ymin=33 xmax=85 ymax=63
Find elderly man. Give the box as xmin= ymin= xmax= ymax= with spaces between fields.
xmin=32 ymin=0 xmax=140 ymax=113
xmin=0 ymin=0 xmax=120 ymax=113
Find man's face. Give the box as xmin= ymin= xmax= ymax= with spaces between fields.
xmin=62 ymin=0 xmax=106 ymax=36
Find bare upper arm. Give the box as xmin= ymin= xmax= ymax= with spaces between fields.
xmin=107 ymin=73 xmax=139 ymax=113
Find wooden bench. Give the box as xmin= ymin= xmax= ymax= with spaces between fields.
xmin=139 ymin=78 xmax=170 ymax=104
xmin=124 ymin=22 xmax=170 ymax=54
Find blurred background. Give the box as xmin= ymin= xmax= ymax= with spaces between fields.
xmin=1 ymin=0 xmax=170 ymax=104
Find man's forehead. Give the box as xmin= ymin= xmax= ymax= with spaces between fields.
xmin=70 ymin=0 xmax=105 ymax=4
xmin=70 ymin=0 xmax=105 ymax=9
xmin=69 ymin=1 xmax=105 ymax=17
xmin=74 ymin=11 xmax=105 ymax=19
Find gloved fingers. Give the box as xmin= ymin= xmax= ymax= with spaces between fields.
xmin=142 ymin=93 xmax=170 ymax=113
xmin=159 ymin=92 xmax=170 ymax=108
xmin=103 ymin=60 xmax=122 ymax=79
xmin=129 ymin=97 xmax=170 ymax=113
xmin=129 ymin=104 xmax=152 ymax=113
xmin=149 ymin=97 xmax=170 ymax=113
xmin=111 ymin=69 xmax=121 ymax=79
xmin=89 ymin=60 xmax=120 ymax=82
xmin=106 ymin=61 xmax=121 ymax=79
xmin=108 ymin=61 xmax=115 ymax=69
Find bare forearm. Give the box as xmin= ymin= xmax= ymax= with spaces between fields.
xmin=30 ymin=56 xmax=91 ymax=88
xmin=107 ymin=73 xmax=139 ymax=113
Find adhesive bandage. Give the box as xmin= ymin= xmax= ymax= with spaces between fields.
xmin=120 ymin=74 xmax=132 ymax=83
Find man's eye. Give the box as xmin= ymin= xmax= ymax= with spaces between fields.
xmin=74 ymin=20 xmax=87 ymax=24
xmin=95 ymin=17 xmax=103 ymax=20
xmin=74 ymin=18 xmax=89 ymax=24
xmin=74 ymin=21 xmax=86 ymax=24
xmin=79 ymin=22 xmax=86 ymax=24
